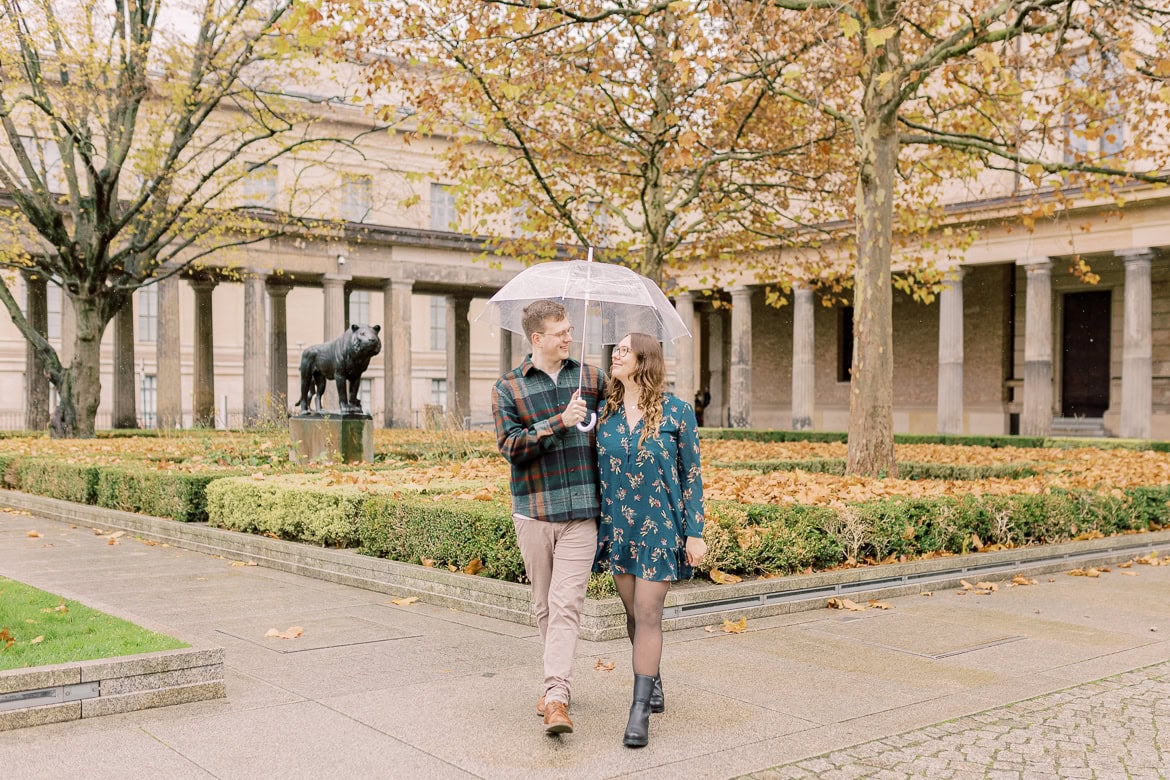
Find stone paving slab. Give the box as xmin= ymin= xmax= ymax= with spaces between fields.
xmin=3 ymin=509 xmax=1170 ymax=778
xmin=742 ymin=662 xmax=1170 ymax=780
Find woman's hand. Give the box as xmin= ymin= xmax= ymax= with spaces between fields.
xmin=685 ymin=535 xmax=707 ymax=567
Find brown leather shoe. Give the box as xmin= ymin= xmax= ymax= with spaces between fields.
xmin=543 ymin=700 xmax=573 ymax=735
xmin=536 ymin=695 xmax=545 ymax=717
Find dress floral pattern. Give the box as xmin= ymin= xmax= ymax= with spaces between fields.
xmin=597 ymin=394 xmax=705 ymax=582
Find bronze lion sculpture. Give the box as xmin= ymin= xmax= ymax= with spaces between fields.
xmin=296 ymin=324 xmax=382 ymax=415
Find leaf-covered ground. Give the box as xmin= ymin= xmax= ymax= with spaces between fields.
xmin=1 ymin=431 xmax=1167 ymax=505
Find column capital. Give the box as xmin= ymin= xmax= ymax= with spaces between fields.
xmin=674 ymin=290 xmax=695 ymax=303
xmin=265 ymin=278 xmax=294 ymax=297
xmin=1115 ymin=248 xmax=1156 ymax=265
xmin=1017 ymin=256 xmax=1052 ymax=269
xmin=189 ymin=276 xmax=218 ymax=292
xmin=729 ymin=284 xmax=754 ymax=298
xmin=322 ymin=273 xmax=352 ymax=287
xmin=383 ymin=277 xmax=415 ymax=291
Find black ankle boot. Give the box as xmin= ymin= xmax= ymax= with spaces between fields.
xmin=649 ymin=674 xmax=665 ymax=713
xmin=623 ymin=674 xmax=655 ymax=748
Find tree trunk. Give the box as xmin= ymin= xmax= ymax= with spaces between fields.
xmin=846 ymin=115 xmax=899 ymax=477
xmin=50 ymin=299 xmax=107 ymax=438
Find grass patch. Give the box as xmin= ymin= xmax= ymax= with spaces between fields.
xmin=0 ymin=576 xmax=187 ymax=670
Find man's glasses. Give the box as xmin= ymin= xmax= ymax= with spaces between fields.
xmin=536 ymin=327 xmax=574 ymax=341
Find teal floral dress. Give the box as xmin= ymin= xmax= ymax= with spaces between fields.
xmin=597 ymin=394 xmax=705 ymax=582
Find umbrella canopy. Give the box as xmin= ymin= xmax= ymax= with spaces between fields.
xmin=477 ymin=259 xmax=690 ymax=345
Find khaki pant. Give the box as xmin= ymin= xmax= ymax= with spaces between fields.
xmin=513 ymin=515 xmax=597 ymax=705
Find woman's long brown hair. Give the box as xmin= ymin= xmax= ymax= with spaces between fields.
xmin=601 ymin=332 xmax=665 ymax=449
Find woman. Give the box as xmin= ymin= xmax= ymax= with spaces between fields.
xmin=597 ymin=332 xmax=707 ymax=748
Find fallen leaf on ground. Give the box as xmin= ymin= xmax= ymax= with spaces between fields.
xmin=26 ymin=530 xmax=41 ymax=538
xmin=827 ymin=597 xmax=867 ymax=611
xmin=974 ymin=589 xmax=993 ymax=595
xmin=106 ymin=537 xmax=118 ymax=546
xmin=1085 ymin=568 xmax=1101 ymax=578
xmin=92 ymin=528 xmax=105 ymax=535
xmin=722 ymin=617 xmax=748 ymax=633
xmin=265 ymin=626 xmax=303 ymax=640
xmin=955 ymin=590 xmax=967 ymax=596
xmin=420 ymin=558 xmax=436 ymax=568
xmin=30 ymin=635 xmax=44 ymax=644
xmin=1068 ymin=569 xmax=1087 ymax=576
xmin=107 ymin=531 xmax=125 ymax=539
xmin=463 ymin=558 xmax=484 ymax=576
xmin=959 ymin=579 xmax=974 ymax=590
xmin=975 ymin=581 xmax=999 ymax=592
xmin=53 ymin=603 xmax=67 ymax=613
xmin=868 ymin=600 xmax=892 ymax=610
xmin=447 ymin=564 xmax=458 ymax=572
xmin=0 ymin=628 xmax=13 ymax=650
xmin=390 ymin=596 xmax=419 ymax=606
xmin=231 ymin=560 xmax=258 ymax=567
xmin=1121 ymin=571 xmax=1139 ymax=577
xmin=709 ymin=568 xmax=742 ymax=585
xmin=594 ymin=659 xmax=616 ymax=671
xmin=1011 ymin=575 xmax=1038 ymax=586
xmin=1119 ymin=561 xmax=1134 ymax=568
xmin=920 ymin=591 xmax=933 ymax=597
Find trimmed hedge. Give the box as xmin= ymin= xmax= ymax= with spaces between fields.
xmin=205 ymin=477 xmax=370 ymax=548
xmin=15 ymin=458 xmax=100 ymax=505
xmin=357 ymin=494 xmax=524 ymax=581
xmin=700 ymin=428 xmax=1168 ymax=452
xmin=709 ymin=459 xmax=1038 ymax=480
xmin=94 ymin=466 xmax=232 ymax=523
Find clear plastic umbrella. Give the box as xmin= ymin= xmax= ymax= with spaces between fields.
xmin=479 ymin=248 xmax=690 ymax=429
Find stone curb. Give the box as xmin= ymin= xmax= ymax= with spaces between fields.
xmin=5 ymin=489 xmax=1170 ymax=642
xmin=0 ymin=647 xmax=225 ymax=731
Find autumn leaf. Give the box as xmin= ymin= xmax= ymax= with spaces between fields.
xmin=231 ymin=560 xmax=258 ymax=567
xmin=1068 ymin=569 xmax=1087 ymax=576
xmin=265 ymin=626 xmax=303 ymax=640
xmin=827 ymin=597 xmax=867 ymax=611
xmin=866 ymin=26 xmax=896 ymax=49
xmin=462 ymin=558 xmax=484 ymax=576
xmin=1119 ymin=561 xmax=1133 ymax=568
xmin=708 ymin=568 xmax=742 ymax=585
xmin=107 ymin=537 xmax=118 ymax=546
xmin=1011 ymin=575 xmax=1038 ymax=586
xmin=1120 ymin=571 xmax=1139 ymax=577
xmin=839 ymin=14 xmax=861 ymax=39
xmin=868 ymin=599 xmax=892 ymax=610
xmin=53 ymin=603 xmax=67 ymax=613
xmin=594 ymin=658 xmax=616 ymax=671
xmin=920 ymin=591 xmax=933 ymax=597
xmin=30 ymin=635 xmax=44 ymax=644
xmin=0 ymin=627 xmax=13 ymax=650
xmin=959 ymin=579 xmax=974 ymax=590
xmin=721 ymin=617 xmax=748 ymax=633
xmin=1085 ymin=568 xmax=1101 ymax=578
xmin=975 ymin=581 xmax=998 ymax=592
xmin=420 ymin=558 xmax=436 ymax=568
xmin=26 ymin=530 xmax=41 ymax=538
xmin=390 ymin=596 xmax=419 ymax=606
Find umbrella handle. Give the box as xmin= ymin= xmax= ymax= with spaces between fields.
xmin=576 ymin=412 xmax=597 ymax=432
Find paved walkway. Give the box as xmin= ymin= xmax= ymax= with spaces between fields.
xmin=2 ymin=509 xmax=1169 ymax=779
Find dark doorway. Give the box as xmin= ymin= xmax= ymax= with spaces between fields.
xmin=1061 ymin=290 xmax=1111 ymax=418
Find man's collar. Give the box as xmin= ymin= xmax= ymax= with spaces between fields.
xmin=522 ymin=354 xmax=580 ymax=376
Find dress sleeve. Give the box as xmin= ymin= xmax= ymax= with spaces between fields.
xmin=676 ymin=400 xmax=705 ymax=537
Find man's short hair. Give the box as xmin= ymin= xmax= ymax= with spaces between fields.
xmin=521 ymin=300 xmax=568 ymax=340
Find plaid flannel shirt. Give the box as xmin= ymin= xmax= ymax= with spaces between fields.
xmin=492 ymin=355 xmax=605 ymax=523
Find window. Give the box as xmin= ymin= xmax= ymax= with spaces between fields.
xmin=430 ymin=296 xmax=447 ymax=350
xmin=429 ymin=183 xmax=457 ymax=232
xmin=138 ymin=285 xmax=158 ymax=342
xmin=46 ymin=282 xmax=62 ymax=340
xmin=1065 ymin=53 xmax=1125 ymax=162
xmin=349 ymin=290 xmax=370 ymax=327
xmin=837 ymin=306 xmax=853 ymax=383
xmin=242 ymin=163 xmax=278 ymax=208
xmin=431 ymin=378 xmax=447 ymax=409
xmin=341 ymin=174 xmax=373 ymax=222
xmin=141 ymin=375 xmax=157 ymax=428
xmin=359 ymin=378 xmax=373 ymax=412
xmin=18 ymin=135 xmax=65 ymax=194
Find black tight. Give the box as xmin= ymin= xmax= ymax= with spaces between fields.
xmin=613 ymin=573 xmax=670 ymax=677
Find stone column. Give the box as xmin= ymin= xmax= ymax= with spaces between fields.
xmin=242 ymin=271 xmax=267 ymax=426
xmin=156 ymin=275 xmax=182 ymax=429
xmin=191 ymin=277 xmax=217 ymax=427
xmin=1118 ymin=248 xmax=1154 ymax=439
xmin=267 ymin=281 xmax=292 ymax=411
xmin=23 ymin=272 xmax=49 ymax=431
xmin=447 ymin=294 xmax=472 ymax=425
xmin=112 ymin=299 xmax=138 ymax=428
xmin=707 ymin=309 xmax=725 ymax=427
xmin=1020 ymin=257 xmax=1053 ymax=437
xmin=499 ymin=329 xmax=515 ymax=376
xmin=729 ymin=285 xmax=753 ymax=428
xmin=321 ymin=274 xmax=349 ymax=411
xmin=673 ymin=292 xmax=696 ymax=408
xmin=382 ymin=278 xmax=413 ymax=427
xmin=937 ymin=267 xmax=966 ymax=435
xmin=791 ymin=281 xmax=815 ymax=431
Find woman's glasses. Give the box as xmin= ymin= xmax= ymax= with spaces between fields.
xmin=614 ymin=346 xmax=634 ymax=357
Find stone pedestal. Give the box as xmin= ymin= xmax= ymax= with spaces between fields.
xmin=289 ymin=415 xmax=374 ymax=464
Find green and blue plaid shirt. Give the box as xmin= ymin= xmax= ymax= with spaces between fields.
xmin=492 ymin=355 xmax=605 ymax=523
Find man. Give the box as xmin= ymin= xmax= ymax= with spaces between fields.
xmin=492 ymin=300 xmax=605 ymax=736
